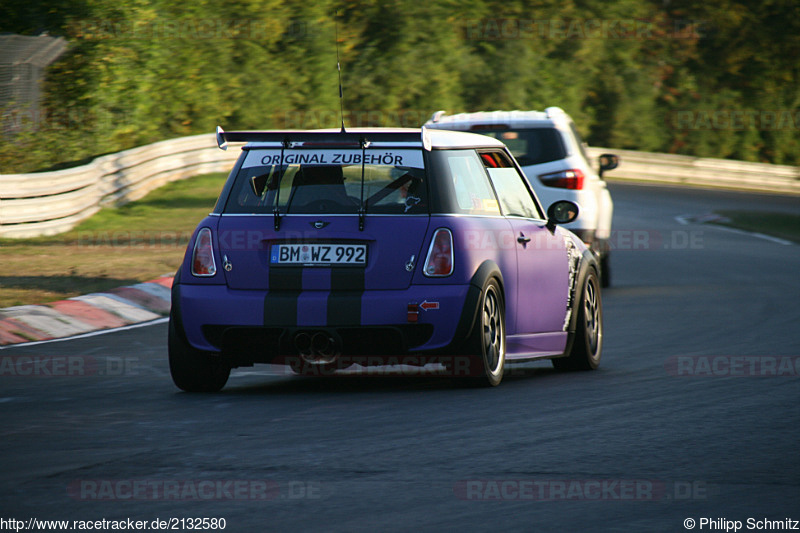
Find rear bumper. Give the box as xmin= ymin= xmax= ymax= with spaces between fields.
xmin=175 ymin=282 xmax=471 ymax=361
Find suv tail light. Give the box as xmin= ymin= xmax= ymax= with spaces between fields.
xmin=423 ymin=228 xmax=454 ymax=277
xmin=539 ymin=169 xmax=585 ymax=190
xmin=191 ymin=228 xmax=217 ymax=277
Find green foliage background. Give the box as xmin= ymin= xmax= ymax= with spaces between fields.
xmin=1 ymin=0 xmax=798 ymax=173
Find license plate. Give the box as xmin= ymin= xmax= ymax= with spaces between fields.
xmin=270 ymin=243 xmax=367 ymax=266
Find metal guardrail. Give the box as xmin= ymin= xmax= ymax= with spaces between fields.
xmin=1 ymin=136 xmax=798 ymax=238
xmin=587 ymin=147 xmax=800 ymax=195
xmin=0 ymin=134 xmax=239 ymax=238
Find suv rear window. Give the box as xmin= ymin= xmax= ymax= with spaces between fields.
xmin=223 ymin=148 xmax=428 ymax=215
xmin=473 ymin=127 xmax=566 ymax=166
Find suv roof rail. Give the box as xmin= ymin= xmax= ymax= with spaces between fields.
xmin=215 ymin=126 xmax=427 ymax=150
xmin=544 ymin=106 xmax=566 ymax=119
xmin=429 ymin=110 xmax=446 ymax=123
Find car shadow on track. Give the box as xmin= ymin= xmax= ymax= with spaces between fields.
xmin=174 ymin=363 xmax=572 ymax=396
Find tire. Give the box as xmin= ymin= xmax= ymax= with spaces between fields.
xmin=600 ymin=253 xmax=611 ymax=288
xmin=553 ymin=268 xmax=603 ymax=371
xmin=463 ymin=278 xmax=506 ymax=386
xmin=168 ymin=313 xmax=230 ymax=392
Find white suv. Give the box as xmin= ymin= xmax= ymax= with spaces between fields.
xmin=424 ymin=108 xmax=618 ymax=286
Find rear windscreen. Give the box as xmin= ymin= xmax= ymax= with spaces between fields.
xmin=474 ymin=128 xmax=567 ymax=165
xmin=223 ymin=148 xmax=428 ymax=215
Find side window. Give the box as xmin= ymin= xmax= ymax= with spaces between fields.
xmin=479 ymin=150 xmax=543 ymax=219
xmin=443 ymin=150 xmax=500 ymax=215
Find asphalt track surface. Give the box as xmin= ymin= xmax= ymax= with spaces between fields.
xmin=1 ymin=183 xmax=799 ymax=532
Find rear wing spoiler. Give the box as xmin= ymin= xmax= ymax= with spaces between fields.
xmin=216 ymin=126 xmax=432 ymax=151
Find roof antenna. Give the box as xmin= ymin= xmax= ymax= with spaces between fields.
xmin=335 ymin=10 xmax=346 ymax=133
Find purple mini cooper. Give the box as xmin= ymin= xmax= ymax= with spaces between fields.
xmin=169 ymin=127 xmax=603 ymax=391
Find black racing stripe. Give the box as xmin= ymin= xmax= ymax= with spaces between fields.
xmin=327 ymin=292 xmax=362 ymax=326
xmin=329 ymin=268 xmax=365 ymax=291
xmin=264 ymin=267 xmax=303 ymax=326
xmin=269 ymin=267 xmax=304 ymax=291
xmin=326 ymin=268 xmax=365 ymax=326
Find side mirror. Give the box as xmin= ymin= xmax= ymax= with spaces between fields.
xmin=546 ymin=200 xmax=579 ymax=232
xmin=598 ymin=153 xmax=619 ymax=179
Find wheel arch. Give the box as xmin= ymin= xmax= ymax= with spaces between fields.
xmin=561 ymin=248 xmax=600 ymax=356
xmin=450 ymin=260 xmax=505 ymax=349
xmin=169 ymin=266 xmax=190 ymax=344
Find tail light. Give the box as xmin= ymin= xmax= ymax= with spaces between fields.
xmin=423 ymin=228 xmax=453 ymax=277
xmin=539 ymin=169 xmax=585 ymax=189
xmin=191 ymin=228 xmax=217 ymax=277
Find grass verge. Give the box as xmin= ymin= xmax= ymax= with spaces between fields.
xmin=0 ymin=173 xmax=226 ymax=308
xmin=711 ymin=210 xmax=800 ymax=244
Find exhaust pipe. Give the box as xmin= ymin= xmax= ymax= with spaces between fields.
xmin=293 ymin=331 xmax=340 ymax=365
xmin=294 ymin=332 xmax=312 ymax=356
xmin=311 ymin=333 xmax=336 ymax=358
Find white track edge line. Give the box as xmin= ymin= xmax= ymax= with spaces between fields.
xmin=0 ymin=317 xmax=169 ymax=350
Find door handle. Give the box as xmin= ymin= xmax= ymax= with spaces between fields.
xmin=517 ymin=233 xmax=531 ymax=244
